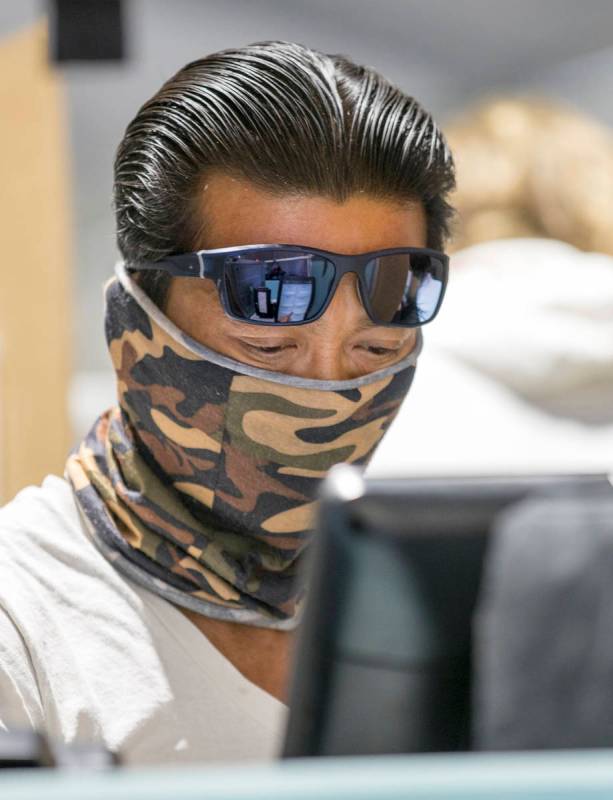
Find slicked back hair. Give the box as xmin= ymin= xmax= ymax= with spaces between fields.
xmin=114 ymin=40 xmax=455 ymax=307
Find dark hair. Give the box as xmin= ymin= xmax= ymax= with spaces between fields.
xmin=114 ymin=40 xmax=455 ymax=307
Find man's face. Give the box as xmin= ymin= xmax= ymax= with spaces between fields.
xmin=165 ymin=173 xmax=427 ymax=381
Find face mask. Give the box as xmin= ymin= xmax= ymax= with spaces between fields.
xmin=66 ymin=262 xmax=421 ymax=628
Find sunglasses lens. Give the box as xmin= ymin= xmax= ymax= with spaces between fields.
xmin=223 ymin=250 xmax=335 ymax=323
xmin=363 ymin=253 xmax=446 ymax=325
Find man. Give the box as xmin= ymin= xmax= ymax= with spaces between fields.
xmin=0 ymin=41 xmax=454 ymax=764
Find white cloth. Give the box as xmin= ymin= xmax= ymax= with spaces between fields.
xmin=367 ymin=238 xmax=613 ymax=478
xmin=0 ymin=476 xmax=287 ymax=766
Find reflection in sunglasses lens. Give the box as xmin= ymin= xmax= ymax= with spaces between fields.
xmin=224 ymin=251 xmax=335 ymax=323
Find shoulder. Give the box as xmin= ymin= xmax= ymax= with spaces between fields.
xmin=0 ymin=476 xmax=126 ymax=611
xmin=0 ymin=603 xmax=44 ymax=732
xmin=0 ymin=480 xmax=72 ymax=731
xmin=0 ymin=475 xmax=131 ymax=599
xmin=0 ymin=475 xmax=83 ymax=555
xmin=0 ymin=474 xmax=152 ymax=633
xmin=0 ymin=476 xmax=167 ymax=747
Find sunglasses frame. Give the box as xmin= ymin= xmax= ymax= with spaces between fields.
xmin=128 ymin=243 xmax=449 ymax=328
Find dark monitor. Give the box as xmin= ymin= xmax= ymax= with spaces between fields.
xmin=283 ymin=466 xmax=610 ymax=758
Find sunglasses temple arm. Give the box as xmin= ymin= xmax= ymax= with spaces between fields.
xmin=125 ymin=252 xmax=218 ymax=279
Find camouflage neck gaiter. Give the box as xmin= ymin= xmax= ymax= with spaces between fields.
xmin=66 ymin=262 xmax=421 ymax=629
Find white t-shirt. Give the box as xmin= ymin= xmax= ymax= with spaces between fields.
xmin=0 ymin=476 xmax=287 ymax=766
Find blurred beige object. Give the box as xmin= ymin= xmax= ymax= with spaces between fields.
xmin=447 ymin=97 xmax=613 ymax=255
xmin=0 ymin=21 xmax=71 ymax=504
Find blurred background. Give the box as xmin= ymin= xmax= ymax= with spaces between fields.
xmin=1 ymin=0 xmax=613 ymax=502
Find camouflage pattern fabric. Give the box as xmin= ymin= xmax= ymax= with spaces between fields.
xmin=66 ymin=264 xmax=420 ymax=628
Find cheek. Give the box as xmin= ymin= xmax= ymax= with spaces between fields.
xmin=399 ymin=329 xmax=418 ymax=353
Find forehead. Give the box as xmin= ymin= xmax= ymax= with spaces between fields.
xmin=195 ymin=172 xmax=427 ymax=254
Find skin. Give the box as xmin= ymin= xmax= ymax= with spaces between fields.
xmin=165 ymin=172 xmax=427 ymax=703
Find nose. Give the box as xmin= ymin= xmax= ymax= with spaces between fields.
xmin=292 ymin=275 xmax=368 ymax=381
xmin=298 ymin=346 xmax=353 ymax=382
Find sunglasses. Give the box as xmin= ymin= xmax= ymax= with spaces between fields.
xmin=128 ymin=244 xmax=449 ymax=328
